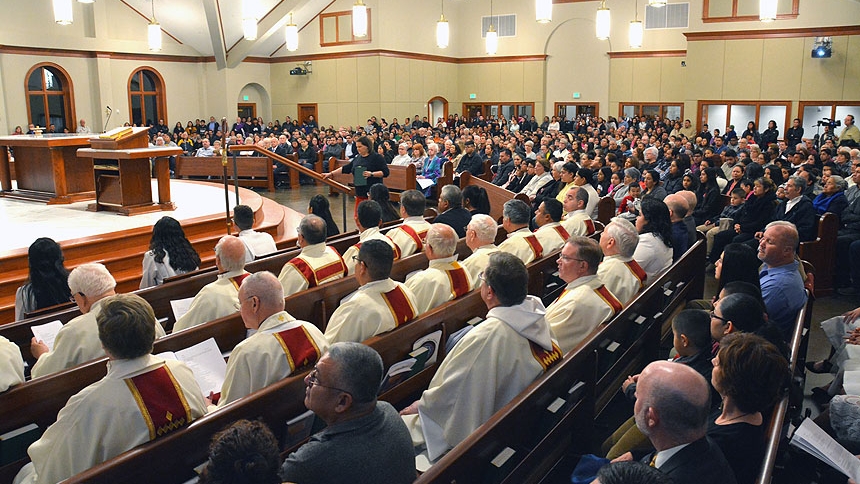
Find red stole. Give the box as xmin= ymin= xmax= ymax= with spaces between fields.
xmin=228 ymin=273 xmax=250 ymax=291
xmin=624 ymin=259 xmax=648 ymax=288
xmin=288 ymin=249 xmax=346 ymax=288
xmin=380 ymin=285 xmax=417 ymax=327
xmin=445 ymin=263 xmax=471 ymax=299
xmin=529 ymin=340 xmax=564 ymax=371
xmin=397 ymin=225 xmax=427 ymax=252
xmin=273 ymin=326 xmax=322 ymax=372
xmin=584 ymin=219 xmax=595 ymax=236
xmin=553 ymin=225 xmax=571 ymax=242
xmin=125 ymin=365 xmax=193 ymax=440
xmin=524 ymin=234 xmax=543 ymax=260
xmin=594 ymin=284 xmax=624 ymax=316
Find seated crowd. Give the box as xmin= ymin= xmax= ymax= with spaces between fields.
xmin=4 ymin=109 xmax=852 ymax=483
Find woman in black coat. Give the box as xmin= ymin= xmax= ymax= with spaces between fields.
xmin=693 ymin=168 xmax=723 ymax=226
xmin=709 ymin=177 xmax=777 ymax=263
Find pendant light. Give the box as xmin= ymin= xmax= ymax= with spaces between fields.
xmin=436 ymin=0 xmax=449 ymax=49
xmin=285 ymin=13 xmax=299 ymax=52
xmin=352 ymin=0 xmax=368 ymax=37
xmin=148 ymin=0 xmax=162 ymax=52
xmin=596 ymin=0 xmax=610 ymax=40
xmin=53 ymin=0 xmax=73 ymax=25
xmin=629 ymin=0 xmax=643 ymax=49
xmin=486 ymin=0 xmax=498 ymax=55
xmin=759 ymin=0 xmax=777 ymax=21
xmin=536 ymin=0 xmax=552 ymax=23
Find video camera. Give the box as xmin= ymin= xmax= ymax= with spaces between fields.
xmin=817 ymin=118 xmax=842 ymax=129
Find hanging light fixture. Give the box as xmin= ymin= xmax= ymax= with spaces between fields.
xmin=436 ymin=0 xmax=449 ymax=49
xmin=648 ymin=0 xmax=666 ymax=7
xmin=596 ymin=0 xmax=610 ymax=40
xmin=629 ymin=0 xmax=643 ymax=48
xmin=53 ymin=0 xmax=73 ymax=25
xmin=285 ymin=13 xmax=299 ymax=52
xmin=759 ymin=0 xmax=777 ymax=21
xmin=352 ymin=0 xmax=368 ymax=37
xmin=536 ymin=0 xmax=552 ymax=23
xmin=485 ymin=0 xmax=498 ymax=55
xmin=148 ymin=0 xmax=162 ymax=51
xmin=77 ymin=0 xmax=94 ymax=4
xmin=243 ymin=0 xmax=259 ymax=41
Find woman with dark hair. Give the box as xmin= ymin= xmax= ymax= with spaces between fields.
xmin=723 ymin=164 xmax=745 ymax=195
xmin=308 ymin=194 xmax=340 ymax=238
xmin=140 ymin=217 xmax=201 ymax=289
xmin=641 ymin=169 xmax=667 ymax=201
xmin=369 ymin=183 xmax=400 ymax=223
xmin=379 ymin=139 xmax=397 ymax=164
xmin=15 ymin=238 xmax=72 ymax=320
xmin=693 ymin=167 xmax=723 ymax=226
xmin=200 ymin=419 xmax=281 ymax=484
xmin=742 ymin=121 xmax=761 ymax=145
xmin=710 ymin=292 xmax=787 ymax=357
xmin=709 ymin=177 xmax=777 ymax=264
xmin=763 ymin=164 xmax=784 ymax=188
xmin=462 ymin=185 xmax=491 ymax=215
xmin=682 ymin=171 xmax=700 ymax=192
xmin=760 ymin=120 xmax=780 ymax=148
xmin=323 ymin=136 xmax=389 ymax=215
xmin=813 ymin=174 xmax=849 ymax=220
xmin=664 ymin=156 xmax=690 ymax=194
xmin=744 ymin=162 xmax=764 ymax=183
xmin=708 ymin=333 xmax=789 ymax=484
xmin=715 ymin=243 xmax=761 ymax=294
xmin=632 ymin=198 xmax=673 ymax=279
xmin=596 ymin=166 xmax=613 ymax=196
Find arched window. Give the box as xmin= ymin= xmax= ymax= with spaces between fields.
xmin=128 ymin=68 xmax=166 ymax=127
xmin=26 ymin=63 xmax=75 ymax=132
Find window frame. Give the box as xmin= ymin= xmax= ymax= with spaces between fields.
xmin=619 ymin=103 xmax=684 ymax=121
xmin=702 ymin=0 xmax=799 ymax=23
xmin=25 ymin=63 xmax=76 ymax=132
xmin=696 ymin=100 xmax=792 ymax=138
xmin=319 ymin=10 xmax=372 ymax=47
xmin=127 ymin=67 xmax=167 ymax=128
xmin=554 ymin=102 xmax=599 ymax=119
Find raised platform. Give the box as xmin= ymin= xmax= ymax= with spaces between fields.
xmin=0 ymin=179 xmax=303 ymax=325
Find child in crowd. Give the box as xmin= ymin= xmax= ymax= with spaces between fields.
xmin=699 ymin=188 xmax=746 ymax=255
xmin=617 ymin=184 xmax=642 ymax=221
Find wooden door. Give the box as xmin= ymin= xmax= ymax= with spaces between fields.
xmin=238 ymin=103 xmax=256 ymax=120
xmin=298 ymin=104 xmax=318 ymax=127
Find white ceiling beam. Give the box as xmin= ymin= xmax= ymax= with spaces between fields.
xmin=202 ymin=0 xmax=228 ymax=69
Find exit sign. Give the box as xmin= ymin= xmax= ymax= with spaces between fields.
xmin=243 ymin=95 xmax=249 ymax=101
xmin=469 ymin=93 xmax=477 ymax=99
xmin=573 ymin=92 xmax=581 ymax=99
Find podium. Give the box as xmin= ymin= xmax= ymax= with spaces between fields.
xmin=77 ymin=128 xmax=181 ymax=216
xmin=0 ymin=134 xmax=94 ymax=204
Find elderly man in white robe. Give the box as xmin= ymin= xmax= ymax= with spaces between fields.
xmin=173 ymin=236 xmax=249 ymax=332
xmin=400 ymin=252 xmax=562 ymax=462
xmin=545 ymin=236 xmax=624 ymax=353
xmin=387 ymin=190 xmax=432 ymax=258
xmin=325 ymin=240 xmax=419 ymax=343
xmin=597 ymin=217 xmax=647 ymax=305
xmin=460 ymin=214 xmax=500 ymax=286
xmin=277 ymin=214 xmax=347 ymax=296
xmin=14 ymin=294 xmax=206 ymax=484
xmin=404 ymin=223 xmax=473 ymax=314
xmin=497 ymin=199 xmax=543 ymax=264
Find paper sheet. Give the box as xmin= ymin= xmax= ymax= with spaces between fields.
xmin=790 ymin=418 xmax=860 ymax=481
xmin=174 ymin=338 xmax=227 ymax=396
xmin=30 ymin=320 xmax=63 ymax=351
xmin=170 ymin=296 xmax=196 ymax=321
xmin=417 ymin=178 xmax=435 ymax=190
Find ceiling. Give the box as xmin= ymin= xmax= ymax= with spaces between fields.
xmin=122 ymin=0 xmax=334 ymax=68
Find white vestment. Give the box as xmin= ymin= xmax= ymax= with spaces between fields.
xmin=402 ymin=296 xmax=560 ymax=461
xmin=15 ymin=355 xmax=206 ymax=484
xmin=544 ymin=275 xmax=623 ymax=353
xmin=562 ymin=209 xmax=596 ymax=237
xmin=534 ymin=222 xmax=570 ymax=255
xmin=404 ymin=256 xmax=473 ymax=314
xmin=324 ymin=279 xmax=419 ymax=343
xmin=497 ymin=227 xmax=543 ymax=265
xmin=277 ymin=243 xmax=346 ymax=297
xmin=342 ymin=227 xmax=401 ymax=275
xmin=460 ymin=245 xmax=499 ymax=287
xmin=0 ymin=336 xmax=24 ymax=392
xmin=238 ymin=229 xmax=278 ymax=262
xmin=31 ymin=300 xmax=166 ymax=378
xmin=387 ymin=217 xmax=432 ymax=258
xmin=219 ymin=311 xmax=328 ymax=406
xmin=597 ymin=255 xmax=647 ymax=305
xmin=172 ymin=270 xmax=248 ymax=332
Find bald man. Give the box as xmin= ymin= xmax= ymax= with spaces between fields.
xmin=404 ymin=224 xmax=473 ymax=314
xmin=619 ymin=360 xmax=736 ymax=484
xmin=173 ymin=236 xmax=248 ymax=332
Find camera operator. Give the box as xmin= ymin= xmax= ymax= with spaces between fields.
xmin=838 ymin=114 xmax=860 ymax=148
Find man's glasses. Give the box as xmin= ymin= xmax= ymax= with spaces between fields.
xmin=306 ymin=368 xmax=352 ymax=395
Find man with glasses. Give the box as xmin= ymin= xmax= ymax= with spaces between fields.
xmin=400 ymin=252 xmax=561 ymax=462
xmin=31 ymin=263 xmax=165 ymax=378
xmin=280 ymin=342 xmax=415 ymax=484
xmin=342 ymin=201 xmax=400 ymax=275
xmin=277 ymin=215 xmax=347 ymax=297
xmin=325 ymin=240 xmax=418 ymax=344
xmin=215 ymin=272 xmax=328 ymax=406
xmin=545 ymin=236 xmax=623 ymax=353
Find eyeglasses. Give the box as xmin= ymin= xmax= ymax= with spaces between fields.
xmin=351 ymin=255 xmax=365 ymax=266
xmin=709 ymin=311 xmax=729 ymax=324
xmin=69 ymin=292 xmax=84 ymax=302
xmin=558 ymin=255 xmax=586 ymax=262
xmin=306 ymin=368 xmax=352 ymax=395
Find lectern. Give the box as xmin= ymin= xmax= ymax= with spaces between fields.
xmin=0 ymin=134 xmax=93 ymax=204
xmin=77 ymin=128 xmax=181 ymax=215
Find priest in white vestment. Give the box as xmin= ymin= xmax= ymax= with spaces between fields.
xmin=460 ymin=214 xmax=500 ymax=286
xmin=597 ymin=217 xmax=647 ymax=305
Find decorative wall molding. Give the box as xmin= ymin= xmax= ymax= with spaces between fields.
xmin=607 ymin=50 xmax=686 ymax=59
xmin=684 ymin=25 xmax=860 ymax=41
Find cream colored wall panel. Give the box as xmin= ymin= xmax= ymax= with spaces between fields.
xmin=843 ymin=36 xmax=860 ymax=100
xmin=760 ymin=38 xmax=804 ymax=100
xmin=336 ymin=58 xmax=359 ymax=102
xmin=408 ymin=60 xmax=425 ymax=102
xmin=379 ymin=57 xmax=396 ymax=103
xmin=799 ymin=37 xmax=847 ymax=100
xmin=609 ymin=59 xmax=635 ymax=104
xmin=721 ymin=40 xmax=762 ymax=99
xmin=394 ymin=58 xmax=411 ymax=103
xmin=356 ymin=102 xmax=381 ymax=124
xmin=356 ymin=57 xmax=381 ymax=104
xmin=632 ymin=58 xmax=661 ymax=102
xmin=685 ymin=41 xmax=725 ymax=100
xmin=660 ymin=57 xmax=686 ymax=103
xmin=499 ymin=62 xmax=524 ymax=100
xmin=337 ymin=103 xmax=358 ymax=128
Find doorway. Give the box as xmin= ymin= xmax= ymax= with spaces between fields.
xmin=238 ymin=103 xmax=256 ymax=120
xmin=298 ymin=103 xmax=319 ymax=127
xmin=428 ymin=96 xmax=448 ymax=127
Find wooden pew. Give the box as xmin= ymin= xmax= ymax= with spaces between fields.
xmin=798 ymin=213 xmax=837 ymax=297
xmin=174 ymin=155 xmax=275 ymax=192
xmin=459 ymin=171 xmax=530 ymax=223
xmin=597 ymin=195 xmax=616 ymax=225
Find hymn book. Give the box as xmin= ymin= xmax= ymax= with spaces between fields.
xmin=156 ymin=338 xmax=227 ymax=397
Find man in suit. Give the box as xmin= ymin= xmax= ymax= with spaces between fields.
xmin=616 ymin=360 xmax=737 ymax=484
xmin=433 ymin=185 xmax=472 ymax=238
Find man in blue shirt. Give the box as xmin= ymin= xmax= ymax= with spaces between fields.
xmin=758 ymin=221 xmax=807 ymax=336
